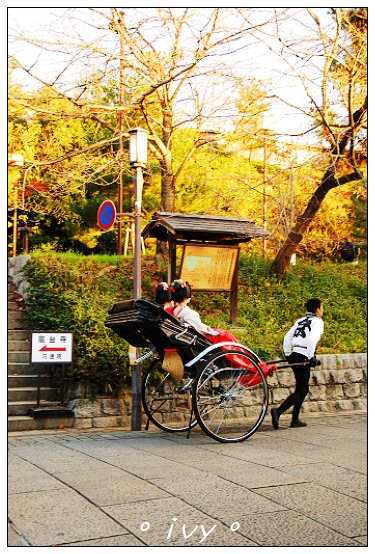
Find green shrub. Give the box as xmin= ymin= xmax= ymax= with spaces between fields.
xmin=22 ymin=251 xmax=367 ymax=393
xmin=23 ymin=252 xmax=167 ymax=393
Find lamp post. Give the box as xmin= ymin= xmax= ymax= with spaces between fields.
xmin=128 ymin=127 xmax=148 ymax=430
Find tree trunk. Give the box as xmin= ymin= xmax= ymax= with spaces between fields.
xmin=160 ymin=158 xmax=175 ymax=212
xmin=270 ymin=172 xmax=362 ymax=276
xmin=156 ymin=157 xmax=176 ymax=256
xmin=271 ymin=93 xmax=367 ymax=277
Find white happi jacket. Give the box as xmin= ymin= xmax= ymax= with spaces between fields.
xmin=283 ymin=312 xmax=324 ymax=360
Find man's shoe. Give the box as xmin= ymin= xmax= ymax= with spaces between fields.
xmin=290 ymin=419 xmax=307 ymax=428
xmin=271 ymin=408 xmax=279 ymax=430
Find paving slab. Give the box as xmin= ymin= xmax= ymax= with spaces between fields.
xmin=149 ymin=472 xmax=287 ymax=522
xmin=237 ymin=509 xmax=363 ymax=546
xmin=301 ymin=420 xmax=367 ymax=439
xmin=61 ymin=534 xmax=145 ymax=546
xmin=114 ymin=435 xmax=220 ymax=462
xmin=8 ymin=488 xmax=128 ymax=546
xmin=7 ymin=413 xmax=368 ymax=547
xmin=354 ymin=535 xmax=368 ymax=545
xmin=184 ymin=455 xmax=308 ymax=489
xmin=255 ymin=482 xmax=367 ymax=538
xmin=103 ymin=496 xmax=257 ymax=546
xmin=8 ymin=454 xmax=66 ymax=494
xmin=7 ymin=442 xmax=110 ymax=473
xmin=228 ymin=430 xmax=368 ymax=473
xmin=191 ymin=436 xmax=317 ymax=469
xmin=53 ymin=465 xmax=171 ymax=507
xmin=57 ymin=438 xmax=192 ymax=480
xmin=7 ymin=523 xmax=30 ymax=547
xmin=277 ymin=461 xmax=367 ymax=502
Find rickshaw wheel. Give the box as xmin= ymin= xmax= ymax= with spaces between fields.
xmin=192 ymin=349 xmax=268 ymax=443
xmin=142 ymin=358 xmax=198 ymax=433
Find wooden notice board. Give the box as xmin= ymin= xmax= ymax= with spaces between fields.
xmin=180 ymin=244 xmax=239 ymax=291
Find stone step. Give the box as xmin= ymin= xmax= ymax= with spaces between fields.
xmin=8 ymin=415 xmax=75 ymax=432
xmin=8 ymin=401 xmax=41 ymax=416
xmin=7 ymin=276 xmax=75 ymax=431
xmin=8 ymin=296 xmax=22 ymax=304
xmin=8 ymin=416 xmax=36 ymax=432
xmin=8 ymin=351 xmax=30 ymax=364
xmin=8 ymin=309 xmax=25 ymax=320
xmin=8 ymin=400 xmax=60 ymax=416
xmin=8 ymin=319 xmax=26 ymax=330
xmin=8 ymin=339 xmax=31 ymax=352
xmin=8 ymin=301 xmax=24 ymax=310
xmin=8 ymin=330 xmax=29 ymax=341
xmin=8 ymin=374 xmax=53 ymax=388
xmin=8 ymin=363 xmax=40 ymax=376
xmin=8 ymin=386 xmax=57 ymax=403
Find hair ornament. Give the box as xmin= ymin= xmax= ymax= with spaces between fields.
xmin=153 ymin=281 xmax=170 ymax=294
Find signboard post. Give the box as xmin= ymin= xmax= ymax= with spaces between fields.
xmin=30 ymin=332 xmax=74 ymax=411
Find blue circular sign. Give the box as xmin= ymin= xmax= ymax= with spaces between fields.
xmin=97 ymin=200 xmax=117 ymax=230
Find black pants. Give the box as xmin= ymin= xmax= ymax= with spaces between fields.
xmin=276 ymin=352 xmax=311 ymax=421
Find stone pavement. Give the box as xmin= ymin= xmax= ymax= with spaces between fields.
xmin=8 ymin=412 xmax=367 ymax=547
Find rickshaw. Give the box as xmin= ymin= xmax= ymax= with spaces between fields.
xmin=105 ymin=298 xmax=280 ymax=443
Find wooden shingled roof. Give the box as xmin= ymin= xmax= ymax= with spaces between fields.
xmin=142 ymin=212 xmax=270 ymax=245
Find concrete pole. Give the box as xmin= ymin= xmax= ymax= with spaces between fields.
xmin=131 ymin=165 xmax=143 ymax=430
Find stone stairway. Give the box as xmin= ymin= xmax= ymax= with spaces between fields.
xmin=8 ymin=278 xmax=74 ymax=432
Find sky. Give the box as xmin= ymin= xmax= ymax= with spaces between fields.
xmin=5 ymin=4 xmax=369 ymax=177
xmin=4 ymin=4 xmax=370 ymax=249
xmin=4 ymin=4 xmax=370 ymax=231
xmin=7 ymin=4 xmax=369 ymax=147
xmin=6 ymin=6 xmax=335 ymax=143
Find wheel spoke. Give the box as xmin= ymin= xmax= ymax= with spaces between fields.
xmin=193 ymin=351 xmax=268 ymax=443
xmin=142 ymin=359 xmax=197 ymax=432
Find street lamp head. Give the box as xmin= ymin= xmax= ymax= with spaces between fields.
xmin=129 ymin=127 xmax=148 ymax=167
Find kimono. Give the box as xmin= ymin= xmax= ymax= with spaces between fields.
xmin=172 ymin=304 xmax=276 ymax=379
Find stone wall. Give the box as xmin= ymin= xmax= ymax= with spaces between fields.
xmin=8 ymin=255 xmax=31 ymax=297
xmin=268 ymin=352 xmax=367 ymax=415
xmin=67 ymin=353 xmax=367 ymax=429
xmin=67 ymin=384 xmax=133 ymax=430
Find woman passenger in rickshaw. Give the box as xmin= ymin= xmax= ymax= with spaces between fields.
xmin=165 ymin=279 xmax=276 ymax=379
xmin=170 ymin=279 xmax=242 ymax=344
xmin=154 ymin=282 xmax=175 ymax=314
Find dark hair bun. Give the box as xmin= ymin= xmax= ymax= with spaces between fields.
xmin=170 ymin=279 xmax=191 ymax=302
xmin=154 ymin=282 xmax=172 ymax=305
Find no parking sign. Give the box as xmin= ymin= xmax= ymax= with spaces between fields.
xmin=97 ymin=200 xmax=117 ymax=231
